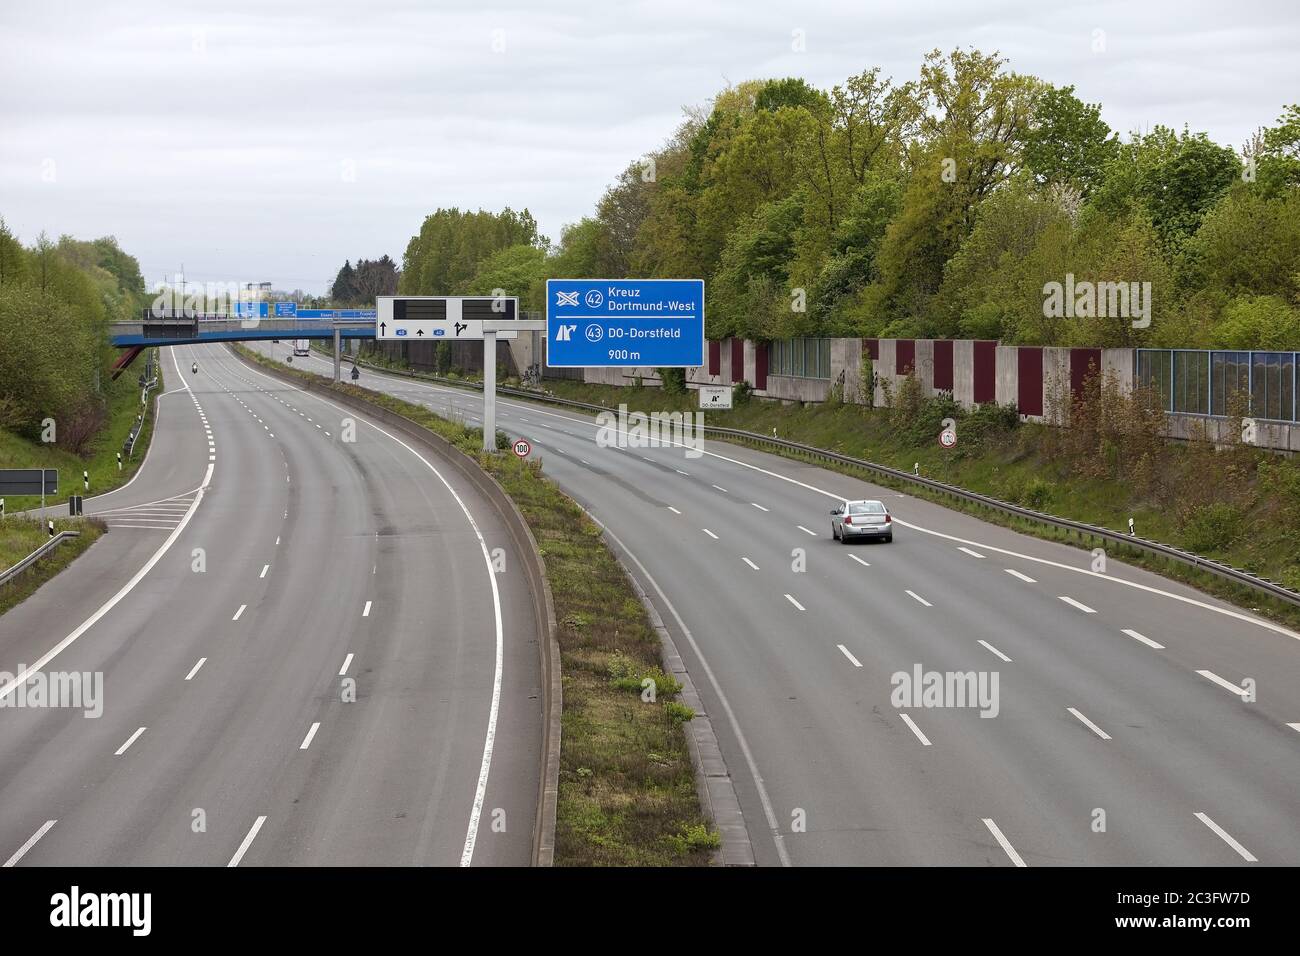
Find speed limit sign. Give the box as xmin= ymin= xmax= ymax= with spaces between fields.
xmin=512 ymin=438 xmax=532 ymax=458
xmin=939 ymin=428 xmax=957 ymax=448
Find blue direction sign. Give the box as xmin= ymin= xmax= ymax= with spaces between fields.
xmin=274 ymin=302 xmax=297 ymax=317
xmin=546 ymin=279 xmax=703 ymax=367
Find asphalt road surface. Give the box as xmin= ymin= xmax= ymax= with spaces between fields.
xmin=262 ymin=341 xmax=1300 ymax=867
xmin=0 ymin=342 xmax=540 ymax=866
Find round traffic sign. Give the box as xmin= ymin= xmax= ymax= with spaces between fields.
xmin=512 ymin=438 xmax=532 ymax=458
xmin=939 ymin=428 xmax=957 ymax=448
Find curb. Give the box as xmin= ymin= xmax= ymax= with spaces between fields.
xmin=229 ymin=347 xmax=562 ymax=866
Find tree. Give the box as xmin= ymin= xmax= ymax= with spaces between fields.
xmin=1022 ymin=85 xmax=1118 ymax=196
xmin=331 ymin=260 xmax=356 ymax=302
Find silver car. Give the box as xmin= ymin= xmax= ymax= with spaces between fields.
xmin=829 ymin=499 xmax=893 ymax=543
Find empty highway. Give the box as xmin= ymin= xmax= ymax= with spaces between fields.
xmin=0 ymin=343 xmax=540 ymax=866
xmin=261 ymin=341 xmax=1300 ymax=867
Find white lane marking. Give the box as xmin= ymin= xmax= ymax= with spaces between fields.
xmin=259 ymin=564 xmax=269 ymax=578
xmin=115 ymin=726 xmax=147 ymax=755
xmin=362 ymin=601 xmax=372 ymax=617
xmin=1004 ymin=568 xmax=1037 ymax=583
xmin=0 ymin=402 xmax=213 ymax=704
xmin=583 ymin=513 xmax=791 ymax=866
xmin=184 ymin=658 xmax=207 ymax=681
xmin=796 ymin=525 xmax=817 ymax=536
xmin=702 ymin=528 xmax=719 ymax=539
xmin=1122 ymin=628 xmax=1164 ymax=649
xmin=837 ymin=644 xmax=863 ymax=667
xmin=1287 ymin=722 xmax=1300 ymax=734
xmin=784 ymin=593 xmax=805 ymax=611
xmin=712 ymin=485 xmax=728 ymax=493
xmin=227 ymin=816 xmax=267 ymax=867
xmin=978 ymin=640 xmax=1012 ymax=662
xmin=233 ymin=360 xmax=508 ymax=869
xmin=3 ymin=820 xmax=57 ymax=868
xmin=742 ymin=557 xmax=759 ymax=570
xmin=750 ymin=502 xmax=769 ymax=512
xmin=1067 ymin=707 xmax=1111 ymax=740
xmin=676 ymin=469 xmax=690 ymax=476
xmin=905 ymin=590 xmax=932 ymax=607
xmin=339 ymin=653 xmax=354 ymax=676
xmin=848 ymin=554 xmax=870 ymax=567
xmin=300 ymin=722 xmax=321 ymax=750
xmin=668 ymin=506 xmax=681 ymax=514
xmin=982 ymin=818 xmax=1027 ymax=867
xmin=232 ymin=604 xmax=247 ymax=621
xmin=1194 ymin=812 xmax=1257 ymax=862
xmin=958 ymin=546 xmax=985 ymax=559
xmin=899 ymin=713 xmax=932 ymax=746
xmin=1058 ymin=596 xmax=1095 ymax=614
xmin=275 ymin=536 xmax=280 ymax=546
xmin=1196 ymin=669 xmax=1249 ymax=697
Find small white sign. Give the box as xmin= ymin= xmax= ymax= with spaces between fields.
xmin=699 ymin=385 xmax=732 ymax=409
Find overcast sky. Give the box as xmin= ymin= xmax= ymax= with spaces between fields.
xmin=1 ymin=0 xmax=1296 ymax=294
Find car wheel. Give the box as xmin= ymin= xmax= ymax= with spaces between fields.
xmin=884 ymin=533 xmax=893 ymax=543
xmin=831 ymin=523 xmax=839 ymax=540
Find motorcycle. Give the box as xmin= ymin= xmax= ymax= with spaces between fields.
xmin=191 ymin=362 xmax=198 ymax=374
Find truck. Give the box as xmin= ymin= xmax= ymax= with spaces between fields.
xmin=293 ymin=339 xmax=310 ymax=357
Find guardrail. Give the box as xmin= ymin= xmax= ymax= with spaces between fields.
xmin=0 ymin=531 xmax=82 ymax=587
xmin=354 ymin=359 xmax=1300 ymax=612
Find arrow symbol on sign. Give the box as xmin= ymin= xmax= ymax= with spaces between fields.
xmin=455 ymin=322 xmax=467 ymax=336
xmin=416 ymin=329 xmax=424 ymax=336
xmin=380 ymin=322 xmax=387 ymax=335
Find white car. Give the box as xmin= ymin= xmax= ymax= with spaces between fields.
xmin=829 ymin=499 xmax=893 ymax=543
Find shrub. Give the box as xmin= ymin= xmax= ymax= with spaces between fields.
xmin=659 ymin=367 xmax=686 ymax=394
xmin=732 ymin=380 xmax=752 ymax=405
xmin=1179 ymin=502 xmax=1244 ymax=553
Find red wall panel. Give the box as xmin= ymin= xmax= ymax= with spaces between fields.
xmin=896 ymin=339 xmax=915 ymax=375
xmin=730 ymin=338 xmax=744 ymax=384
xmin=1070 ymin=348 xmax=1101 ymax=401
xmin=933 ymin=339 xmax=953 ymax=391
xmin=865 ymin=338 xmax=879 ymax=360
xmin=1017 ymin=347 xmax=1044 ymax=416
xmin=707 ymin=340 xmax=720 ymax=376
xmin=973 ymin=341 xmax=996 ymax=403
xmin=755 ymin=342 xmax=768 ymax=390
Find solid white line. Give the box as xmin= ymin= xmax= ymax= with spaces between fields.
xmin=784 ymin=593 xmax=805 ymax=611
xmin=1122 ymin=628 xmax=1164 ymax=649
xmin=1004 ymin=568 xmax=1037 ymax=583
xmin=184 ymin=657 xmax=207 ymax=681
xmin=339 ymin=653 xmax=354 ymax=676
xmin=300 ymin=722 xmax=321 ymax=750
xmin=227 ymin=815 xmax=267 ymax=867
xmin=115 ymin=726 xmax=147 ymax=755
xmin=978 ymin=639 xmax=1012 ymax=662
xmin=668 ymin=506 xmax=681 ymax=514
xmin=837 ymin=644 xmax=863 ymax=667
xmin=796 ymin=525 xmax=817 ymax=536
xmin=259 ymin=564 xmax=269 ymax=578
xmin=742 ymin=557 xmax=759 ymax=570
xmin=958 ymin=546 xmax=985 ymax=558
xmin=848 ymin=554 xmax=870 ymax=567
xmin=362 ymin=601 xmax=372 ymax=617
xmin=1058 ymin=596 xmax=1095 ymax=613
xmin=1194 ymin=812 xmax=1257 ymax=862
xmin=899 ymin=713 xmax=932 ymax=746
xmin=750 ymin=502 xmax=769 ymax=511
xmin=582 ymin=512 xmax=791 ymax=866
xmin=3 ymin=820 xmax=56 ymax=867
xmin=1067 ymin=707 xmax=1111 ymax=740
xmin=232 ymin=604 xmax=247 ymax=621
xmin=702 ymin=528 xmax=718 ymax=539
xmin=1196 ymin=669 xmax=1249 ymax=697
xmin=983 ymin=818 xmax=1027 ymax=867
xmin=905 ymin=590 xmax=932 ymax=607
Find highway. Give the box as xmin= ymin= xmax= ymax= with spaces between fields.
xmin=0 ymin=342 xmax=540 ymax=866
xmin=261 ymin=341 xmax=1300 ymax=867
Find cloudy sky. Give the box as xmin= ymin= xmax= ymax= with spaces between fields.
xmin=1 ymin=0 xmax=1296 ymax=294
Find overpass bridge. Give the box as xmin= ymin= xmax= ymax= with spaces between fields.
xmin=108 ymin=314 xmax=375 ymax=377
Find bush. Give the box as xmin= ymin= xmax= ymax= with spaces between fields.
xmin=1180 ymin=502 xmax=1244 ymax=553
xmin=659 ymin=367 xmax=686 ymax=394
xmin=732 ymin=380 xmax=752 ymax=405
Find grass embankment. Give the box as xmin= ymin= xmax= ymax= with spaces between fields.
xmin=351 ymin=355 xmax=1300 ymax=627
xmin=234 ymin=344 xmax=717 ymax=865
xmin=0 ymin=517 xmax=106 ymax=616
xmin=0 ymin=349 xmax=162 ymax=512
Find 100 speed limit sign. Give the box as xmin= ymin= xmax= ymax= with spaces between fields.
xmin=512 ymin=438 xmax=532 ymax=458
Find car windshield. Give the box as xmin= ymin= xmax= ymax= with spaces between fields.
xmin=848 ymin=502 xmax=884 ymax=515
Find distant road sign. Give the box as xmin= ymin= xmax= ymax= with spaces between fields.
xmin=274 ymin=302 xmax=297 ymax=317
xmin=375 ymin=297 xmax=519 ymax=340
xmin=546 ymin=279 xmax=703 ymax=368
xmin=512 ymin=438 xmax=531 ymax=458
xmin=0 ymin=469 xmax=58 ymax=496
xmin=698 ymin=385 xmax=732 ymax=409
xmin=296 ymin=308 xmax=376 ymax=319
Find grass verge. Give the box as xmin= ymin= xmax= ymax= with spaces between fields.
xmin=234 ymin=344 xmax=717 ymax=865
xmin=0 ymin=517 xmax=106 ymax=617
xmin=0 ymin=349 xmax=163 ymax=512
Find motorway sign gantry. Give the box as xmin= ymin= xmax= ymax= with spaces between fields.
xmin=375 ymin=296 xmax=520 ymax=341
xmin=546 ymin=279 xmax=704 ymax=368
